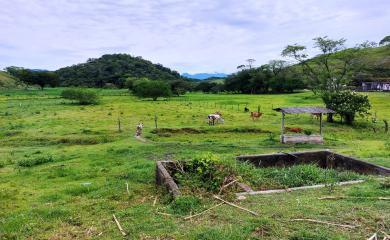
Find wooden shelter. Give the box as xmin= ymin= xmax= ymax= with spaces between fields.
xmin=273 ymin=107 xmax=335 ymax=144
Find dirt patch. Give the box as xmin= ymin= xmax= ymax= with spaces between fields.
xmin=211 ymin=127 xmax=271 ymax=134
xmin=151 ymin=128 xmax=205 ymax=136
xmin=151 ymin=127 xmax=270 ymax=137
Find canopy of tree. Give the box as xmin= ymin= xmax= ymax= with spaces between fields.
xmin=133 ymin=80 xmax=172 ymax=101
xmin=224 ymin=61 xmax=305 ymax=94
xmin=55 ymin=54 xmax=182 ymax=87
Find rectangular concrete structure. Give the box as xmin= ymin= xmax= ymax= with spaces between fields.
xmin=236 ymin=150 xmax=390 ymax=176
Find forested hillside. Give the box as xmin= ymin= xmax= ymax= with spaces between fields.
xmin=55 ymin=54 xmax=182 ymax=87
xmin=351 ymin=45 xmax=390 ymax=83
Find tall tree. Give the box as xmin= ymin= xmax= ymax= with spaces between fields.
xmin=379 ymin=35 xmax=390 ymax=46
xmin=282 ymin=36 xmax=370 ymax=123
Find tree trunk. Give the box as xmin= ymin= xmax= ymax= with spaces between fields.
xmin=345 ymin=114 xmax=354 ymax=125
xmin=327 ymin=113 xmax=334 ymax=123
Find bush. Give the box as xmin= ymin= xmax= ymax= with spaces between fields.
xmin=61 ymin=88 xmax=100 ymax=105
xmin=303 ymin=129 xmax=312 ymax=135
xmin=322 ymin=91 xmax=371 ymax=125
xmin=17 ymin=155 xmax=54 ymax=167
xmin=133 ymin=80 xmax=172 ymax=101
xmin=175 ymin=154 xmax=233 ymax=192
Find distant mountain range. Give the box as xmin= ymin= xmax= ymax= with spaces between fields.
xmin=182 ymin=72 xmax=228 ymax=80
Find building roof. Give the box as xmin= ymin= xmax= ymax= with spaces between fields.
xmin=273 ymin=107 xmax=335 ymax=114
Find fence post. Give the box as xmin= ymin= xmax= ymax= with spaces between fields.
xmin=118 ymin=116 xmax=122 ymax=132
xmin=154 ymin=114 xmax=158 ymax=129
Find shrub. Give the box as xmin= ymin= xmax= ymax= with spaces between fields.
xmin=133 ymin=80 xmax=172 ymax=101
xmin=303 ymin=129 xmax=312 ymax=135
xmin=175 ymin=153 xmax=233 ymax=192
xmin=17 ymin=155 xmax=54 ymax=167
xmin=61 ymin=88 xmax=100 ymax=105
xmin=322 ymin=91 xmax=371 ymax=125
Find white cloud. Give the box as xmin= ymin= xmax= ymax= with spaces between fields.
xmin=0 ymin=0 xmax=389 ymax=73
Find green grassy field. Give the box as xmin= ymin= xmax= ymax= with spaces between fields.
xmin=0 ymin=88 xmax=389 ymax=239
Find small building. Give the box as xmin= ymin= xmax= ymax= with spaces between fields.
xmin=273 ymin=107 xmax=335 ymax=144
xmin=361 ymin=82 xmax=390 ymax=91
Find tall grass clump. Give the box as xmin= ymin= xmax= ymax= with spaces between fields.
xmin=17 ymin=155 xmax=54 ymax=167
xmin=61 ymin=88 xmax=100 ymax=105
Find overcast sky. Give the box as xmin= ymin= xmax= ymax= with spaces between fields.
xmin=0 ymin=0 xmax=389 ymax=74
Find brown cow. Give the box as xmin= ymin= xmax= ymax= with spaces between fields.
xmin=250 ymin=112 xmax=263 ymax=121
xmin=285 ymin=127 xmax=303 ymax=133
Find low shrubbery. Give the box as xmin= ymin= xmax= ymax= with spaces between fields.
xmin=133 ymin=80 xmax=172 ymax=101
xmin=61 ymin=88 xmax=100 ymax=105
xmin=17 ymin=155 xmax=54 ymax=167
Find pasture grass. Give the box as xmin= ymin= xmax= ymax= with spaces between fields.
xmin=0 ymin=88 xmax=389 ymax=239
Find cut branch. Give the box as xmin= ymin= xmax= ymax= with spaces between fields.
xmin=184 ymin=203 xmax=224 ymax=220
xmin=213 ymin=195 xmax=259 ymax=216
xmin=291 ymin=218 xmax=356 ymax=229
xmin=112 ymin=214 xmax=127 ymax=236
xmin=319 ymin=196 xmax=390 ymax=200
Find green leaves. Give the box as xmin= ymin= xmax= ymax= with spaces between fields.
xmin=133 ymin=80 xmax=172 ymax=101
xmin=322 ymin=91 xmax=371 ymax=124
xmin=61 ymin=88 xmax=100 ymax=105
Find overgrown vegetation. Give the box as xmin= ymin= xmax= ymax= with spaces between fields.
xmin=61 ymin=88 xmax=100 ymax=104
xmin=17 ymin=155 xmax=54 ymax=167
xmin=174 ymin=155 xmax=363 ymax=193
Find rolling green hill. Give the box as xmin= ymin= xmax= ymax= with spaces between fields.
xmin=0 ymin=71 xmax=21 ymax=89
xmin=293 ymin=45 xmax=390 ymax=84
xmin=55 ymin=54 xmax=183 ymax=87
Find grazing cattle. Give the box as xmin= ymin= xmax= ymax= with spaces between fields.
xmin=208 ymin=112 xmax=224 ymax=125
xmin=244 ymin=107 xmax=250 ymax=112
xmin=311 ymin=113 xmax=321 ymax=120
xmin=285 ymin=127 xmax=303 ymax=133
xmin=135 ymin=122 xmax=144 ymax=136
xmin=250 ymin=112 xmax=263 ymax=121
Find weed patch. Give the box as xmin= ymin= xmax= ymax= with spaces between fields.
xmin=17 ymin=155 xmax=54 ymax=167
xmin=172 ymin=155 xmax=364 ymax=194
xmin=168 ymin=195 xmax=202 ymax=215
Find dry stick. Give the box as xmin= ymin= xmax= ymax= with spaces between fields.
xmin=218 ymin=179 xmax=238 ymax=195
xmin=367 ymin=233 xmax=377 ymax=240
xmin=291 ymin=218 xmax=356 ymax=229
xmin=319 ymin=196 xmax=390 ymax=200
xmin=153 ymin=196 xmax=158 ymax=206
xmin=112 ymin=214 xmax=127 ymax=236
xmin=213 ymin=195 xmax=259 ymax=216
xmin=125 ymin=182 xmax=130 ymax=195
xmin=156 ymin=211 xmax=172 ymax=216
xmin=184 ymin=203 xmax=224 ymax=220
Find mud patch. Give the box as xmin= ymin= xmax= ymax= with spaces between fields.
xmin=151 ymin=127 xmax=270 ymax=137
xmin=151 ymin=128 xmax=205 ymax=137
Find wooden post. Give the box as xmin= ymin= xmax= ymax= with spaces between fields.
xmin=319 ymin=113 xmax=323 ymax=135
xmin=281 ymin=113 xmax=285 ymax=135
xmin=118 ymin=117 xmax=122 ymax=132
xmin=154 ymin=114 xmax=158 ymax=129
